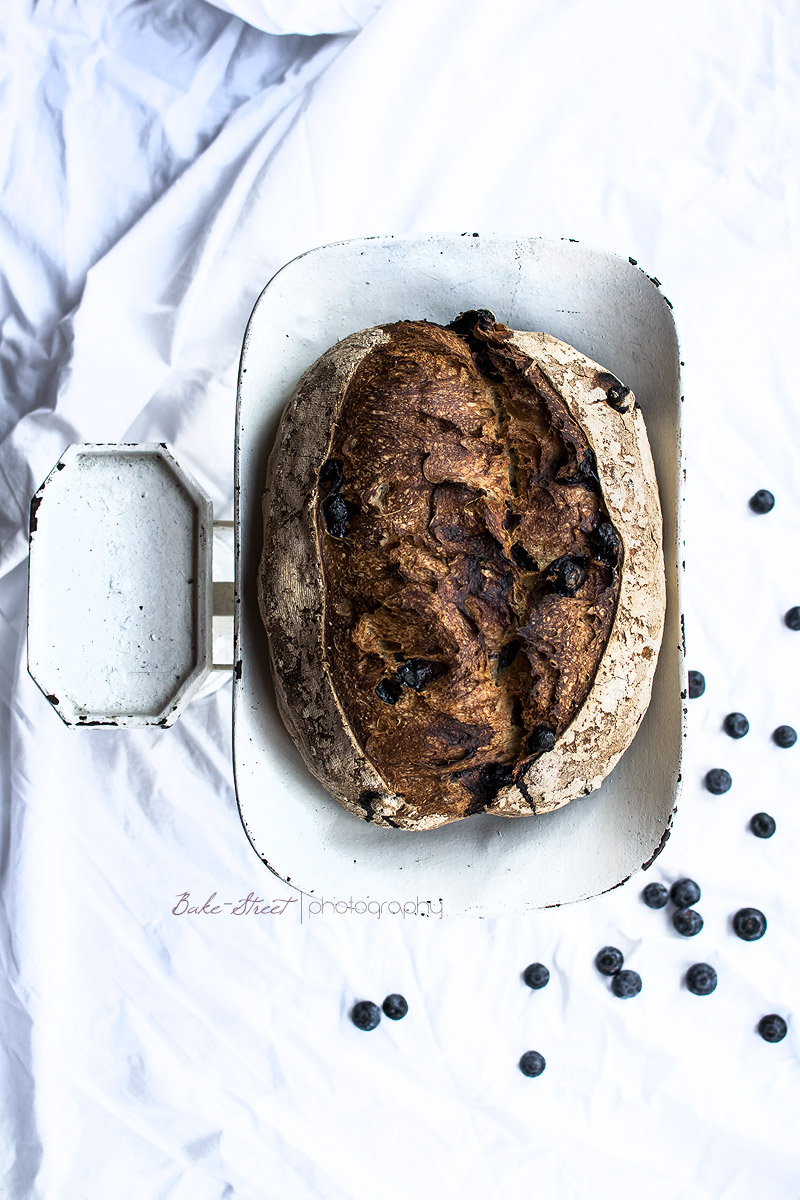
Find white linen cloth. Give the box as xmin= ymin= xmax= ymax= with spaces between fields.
xmin=1 ymin=1 xmax=799 ymax=1197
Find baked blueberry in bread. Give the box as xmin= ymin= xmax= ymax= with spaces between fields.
xmin=259 ymin=311 xmax=665 ymax=830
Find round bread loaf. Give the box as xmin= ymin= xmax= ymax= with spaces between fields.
xmin=258 ymin=311 xmax=665 ymax=830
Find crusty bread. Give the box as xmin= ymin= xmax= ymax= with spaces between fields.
xmin=258 ymin=312 xmax=665 ymax=830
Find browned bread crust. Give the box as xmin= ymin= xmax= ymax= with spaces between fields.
xmin=259 ymin=313 xmax=665 ymax=830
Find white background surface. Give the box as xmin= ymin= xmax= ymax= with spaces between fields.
xmin=1 ymin=2 xmax=799 ymax=1197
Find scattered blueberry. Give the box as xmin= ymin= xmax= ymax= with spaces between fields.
xmin=642 ymin=882 xmax=669 ymax=909
xmin=785 ymin=606 xmax=800 ymax=631
xmin=611 ymin=970 xmax=642 ymax=998
xmin=749 ymin=489 xmax=775 ymax=514
xmin=670 ymin=878 xmax=701 ymax=909
xmin=523 ymin=963 xmax=550 ymax=990
xmin=382 ymin=994 xmax=408 ymax=1021
xmin=750 ymin=812 xmax=776 ymax=839
xmin=685 ymin=963 xmax=718 ymax=996
xmin=688 ymin=670 xmax=706 ymax=699
xmin=733 ymin=907 xmax=767 ymax=941
xmin=595 ymin=946 xmax=624 ymax=975
xmin=758 ymin=1014 xmax=787 ymax=1043
xmin=351 ymin=1000 xmax=381 ymax=1031
xmin=705 ymin=768 xmax=732 ymax=794
xmin=772 ymin=725 xmax=797 ymax=749
xmin=723 ymin=712 xmax=749 ymax=739
xmin=519 ymin=1050 xmax=546 ymax=1077
xmin=673 ymin=908 xmax=704 ymax=937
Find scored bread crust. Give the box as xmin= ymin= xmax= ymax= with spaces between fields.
xmin=258 ymin=322 xmax=665 ymax=830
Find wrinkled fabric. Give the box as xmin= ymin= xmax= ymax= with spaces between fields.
xmin=206 ymin=0 xmax=384 ymax=35
xmin=1 ymin=1 xmax=800 ymax=1197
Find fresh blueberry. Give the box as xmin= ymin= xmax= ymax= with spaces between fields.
xmin=705 ymin=768 xmax=732 ymax=794
xmin=595 ymin=946 xmax=624 ymax=975
xmin=519 ymin=1050 xmax=546 ymax=1077
xmin=642 ymin=882 xmax=669 ymax=909
xmin=685 ymin=963 xmax=718 ymax=996
xmin=673 ymin=908 xmax=703 ymax=937
xmin=723 ymin=712 xmax=749 ymax=739
xmin=350 ymin=1000 xmax=381 ymax=1031
xmin=688 ymin=670 xmax=706 ymax=699
xmin=611 ymin=970 xmax=642 ymax=998
xmin=772 ymin=725 xmax=797 ymax=749
xmin=670 ymin=878 xmax=701 ymax=909
xmin=758 ymin=1014 xmax=787 ymax=1043
xmin=382 ymin=994 xmax=408 ymax=1020
xmin=749 ymin=489 xmax=775 ymax=514
xmin=523 ymin=963 xmax=550 ymax=990
xmin=785 ymin=606 xmax=800 ymax=631
xmin=733 ymin=907 xmax=767 ymax=941
xmin=750 ymin=812 xmax=776 ymax=839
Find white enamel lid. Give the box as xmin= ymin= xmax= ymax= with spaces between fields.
xmin=27 ymin=443 xmax=213 ymax=727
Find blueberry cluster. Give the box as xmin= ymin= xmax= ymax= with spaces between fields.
xmin=594 ymin=946 xmax=642 ymax=997
xmin=638 ymin=874 xmax=783 ymax=1032
xmin=647 ymin=876 xmax=706 ymax=937
xmin=350 ymin=993 xmax=408 ymax=1031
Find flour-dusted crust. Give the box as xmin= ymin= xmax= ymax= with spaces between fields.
xmin=258 ymin=316 xmax=665 ymax=830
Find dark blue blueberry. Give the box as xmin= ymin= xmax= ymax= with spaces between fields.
xmin=522 ymin=963 xmax=550 ymax=990
xmin=321 ymin=492 xmax=357 ymax=539
xmin=749 ymin=489 xmax=775 ymax=514
xmin=611 ymin=969 xmax=642 ymax=998
xmin=318 ymin=458 xmax=344 ymax=492
xmin=673 ymin=908 xmax=703 ymax=937
xmin=758 ymin=1014 xmax=787 ymax=1043
xmin=519 ymin=1050 xmax=546 ymax=1077
xmin=688 ymin=670 xmax=706 ymax=698
xmin=685 ymin=963 xmax=718 ymax=995
xmin=723 ymin=712 xmax=749 ymax=739
xmin=525 ymin=725 xmax=556 ymax=755
xmin=670 ymin=878 xmax=701 ymax=909
xmin=395 ymin=658 xmax=447 ymax=692
xmin=785 ymin=606 xmax=800 ymax=631
xmin=750 ymin=812 xmax=776 ymax=838
xmin=733 ymin=907 xmax=767 ymax=941
xmin=642 ymin=882 xmax=669 ymax=909
xmin=590 ymin=520 xmax=621 ymax=565
xmin=705 ymin=768 xmax=732 ymax=794
xmin=542 ymin=555 xmax=587 ymax=597
xmin=772 ymin=725 xmax=797 ymax=749
xmin=382 ymin=994 xmax=408 ymax=1021
xmin=595 ymin=946 xmax=624 ymax=975
xmin=375 ymin=677 xmax=403 ymax=704
xmin=596 ymin=373 xmax=633 ymax=414
xmin=351 ymin=1001 xmax=381 ymax=1031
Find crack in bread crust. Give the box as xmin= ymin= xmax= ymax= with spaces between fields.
xmin=316 ymin=317 xmax=622 ymax=824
